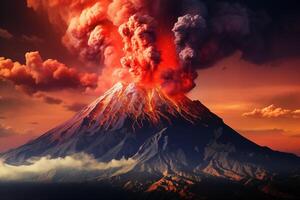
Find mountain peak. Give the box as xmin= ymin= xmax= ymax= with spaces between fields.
xmin=84 ymin=82 xmax=210 ymax=132
xmin=2 ymin=82 xmax=218 ymax=164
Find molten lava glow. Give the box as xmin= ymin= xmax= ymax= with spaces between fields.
xmin=84 ymin=83 xmax=204 ymax=131
xmin=147 ymin=89 xmax=155 ymax=113
xmin=156 ymin=32 xmax=179 ymax=70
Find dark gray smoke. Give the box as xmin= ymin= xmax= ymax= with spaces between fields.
xmin=173 ymin=14 xmax=206 ymax=66
xmin=161 ymin=1 xmax=300 ymax=94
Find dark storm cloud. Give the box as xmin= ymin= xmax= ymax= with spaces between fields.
xmin=173 ymin=0 xmax=300 ymax=65
xmin=214 ymin=1 xmax=299 ymax=63
xmin=161 ymin=14 xmax=206 ymax=94
xmin=173 ymin=14 xmax=206 ymax=65
xmin=158 ymin=0 xmax=300 ymax=63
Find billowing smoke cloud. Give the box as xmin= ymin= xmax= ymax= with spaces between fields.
xmin=108 ymin=0 xmax=142 ymax=26
xmin=206 ymin=2 xmax=264 ymax=63
xmin=26 ymin=0 xmax=157 ymax=68
xmin=0 ymin=52 xmax=97 ymax=94
xmin=173 ymin=14 xmax=206 ymax=65
xmin=62 ymin=2 xmax=112 ymax=66
xmin=211 ymin=3 xmax=250 ymax=36
xmin=119 ymin=14 xmax=161 ymax=82
xmin=107 ymin=0 xmax=165 ymax=25
xmin=161 ymin=2 xmax=280 ymax=94
xmin=2 ymin=0 xmax=298 ymax=95
xmin=162 ymin=14 xmax=206 ymax=94
xmin=0 ymin=153 xmax=136 ymax=182
xmin=27 ymin=0 xmax=113 ymax=67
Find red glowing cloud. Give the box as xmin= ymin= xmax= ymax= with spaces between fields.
xmin=0 ymin=52 xmax=97 ymax=94
xmin=118 ymin=14 xmax=161 ymax=83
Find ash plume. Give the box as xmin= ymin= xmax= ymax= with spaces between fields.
xmin=0 ymin=0 xmax=298 ymax=96
xmin=26 ymin=0 xmax=159 ymax=69
xmin=62 ymin=2 xmax=111 ymax=66
xmin=118 ymin=14 xmax=161 ymax=83
xmin=173 ymin=14 xmax=206 ymax=64
xmin=27 ymin=0 xmax=115 ymax=67
xmin=162 ymin=14 xmax=206 ymax=94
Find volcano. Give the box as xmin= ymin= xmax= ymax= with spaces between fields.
xmin=2 ymin=83 xmax=300 ymax=198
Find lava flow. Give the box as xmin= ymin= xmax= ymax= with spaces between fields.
xmin=84 ymin=82 xmax=204 ymax=131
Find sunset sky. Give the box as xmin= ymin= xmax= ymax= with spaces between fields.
xmin=0 ymin=0 xmax=300 ymax=155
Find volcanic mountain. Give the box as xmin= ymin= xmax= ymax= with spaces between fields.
xmin=2 ymin=82 xmax=300 ymax=198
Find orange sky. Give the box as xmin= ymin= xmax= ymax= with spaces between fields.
xmin=189 ymin=52 xmax=300 ymax=155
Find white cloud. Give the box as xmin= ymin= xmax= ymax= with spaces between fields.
xmin=0 ymin=153 xmax=136 ymax=182
xmin=242 ymin=104 xmax=300 ymax=118
xmin=292 ymin=110 xmax=300 ymax=118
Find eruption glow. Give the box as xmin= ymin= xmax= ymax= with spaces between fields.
xmin=0 ymin=0 xmax=286 ymax=96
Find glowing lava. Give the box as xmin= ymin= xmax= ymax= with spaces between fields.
xmin=84 ymin=82 xmax=205 ymax=131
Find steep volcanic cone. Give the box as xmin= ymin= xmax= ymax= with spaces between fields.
xmin=2 ymin=82 xmax=216 ymax=164
xmin=2 ymin=82 xmax=300 ymax=183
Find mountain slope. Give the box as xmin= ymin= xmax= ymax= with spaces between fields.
xmin=2 ymin=82 xmax=300 ymax=183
